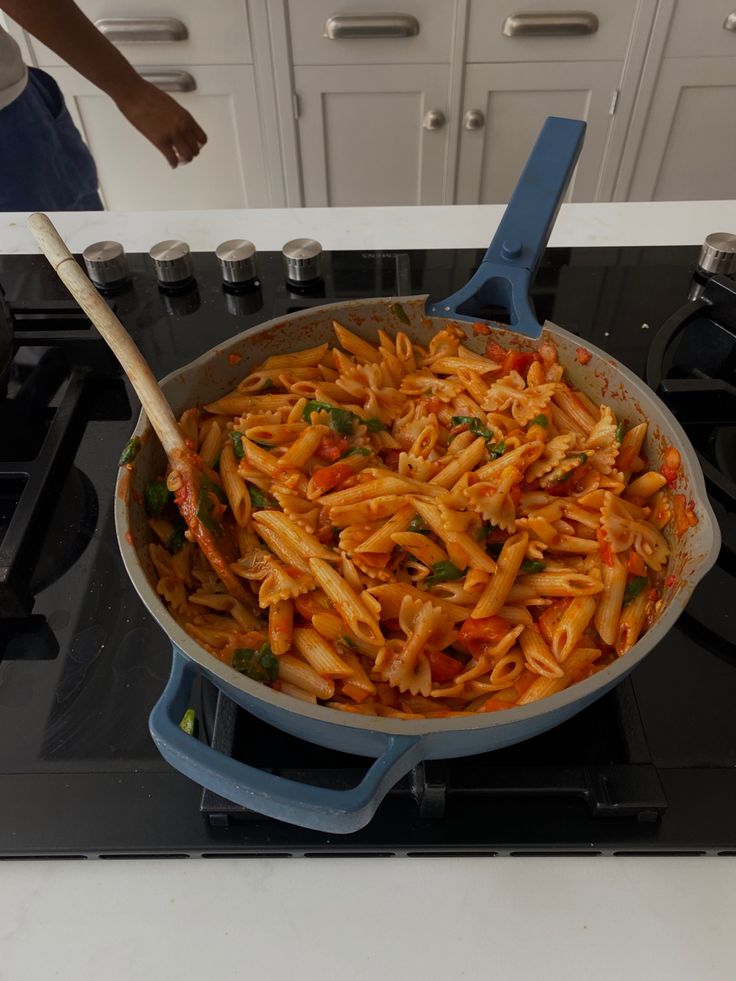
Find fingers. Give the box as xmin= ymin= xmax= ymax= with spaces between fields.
xmin=159 ymin=140 xmax=180 ymax=169
xmin=169 ymin=116 xmax=208 ymax=166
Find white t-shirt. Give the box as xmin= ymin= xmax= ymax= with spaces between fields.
xmin=0 ymin=25 xmax=28 ymax=111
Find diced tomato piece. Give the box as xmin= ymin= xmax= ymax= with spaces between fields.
xmin=659 ymin=447 xmax=681 ymax=487
xmin=664 ymin=575 xmax=677 ymax=588
xmin=459 ymin=616 xmax=510 ymax=657
xmin=426 ymin=650 xmax=464 ymax=684
xmin=627 ymin=551 xmax=647 ymax=577
xmin=311 ymin=462 xmax=354 ymax=492
xmin=315 ymin=432 xmax=349 ymax=462
xmin=575 ymin=346 xmax=593 ymax=365
xmin=227 ymin=353 xmax=242 ymax=365
xmin=485 ymin=340 xmax=507 ymax=364
xmin=420 ymin=396 xmax=443 ymax=415
xmin=597 ymin=527 xmax=614 ymax=567
xmin=472 ymin=322 xmax=492 ymax=336
xmin=381 ymin=449 xmax=402 ymax=470
xmin=501 ymin=350 xmax=537 ymax=377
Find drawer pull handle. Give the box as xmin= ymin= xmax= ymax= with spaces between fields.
xmin=324 ymin=14 xmax=419 ymax=39
xmin=724 ymin=11 xmax=736 ymax=30
xmin=502 ymin=11 xmax=599 ymax=37
xmin=95 ymin=17 xmax=188 ymax=43
xmin=139 ymin=70 xmax=196 ymax=93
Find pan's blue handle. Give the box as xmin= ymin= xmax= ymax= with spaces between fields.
xmin=149 ymin=648 xmax=422 ymax=834
xmin=427 ymin=116 xmax=586 ymax=339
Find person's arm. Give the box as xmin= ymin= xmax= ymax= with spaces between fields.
xmin=1 ymin=0 xmax=207 ymax=167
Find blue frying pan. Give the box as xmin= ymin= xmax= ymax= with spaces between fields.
xmin=113 ymin=117 xmax=718 ymax=833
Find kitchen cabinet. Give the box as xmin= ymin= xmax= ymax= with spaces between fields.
xmin=293 ymin=65 xmax=451 ymax=206
xmin=625 ymin=57 xmax=736 ymax=201
xmin=45 ymin=65 xmax=268 ymax=210
xmin=455 ymin=62 xmax=621 ymax=204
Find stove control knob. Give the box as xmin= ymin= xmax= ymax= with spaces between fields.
xmin=696 ymin=232 xmax=736 ymax=277
xmin=82 ymin=240 xmax=129 ymax=290
xmin=282 ymin=238 xmax=322 ymax=284
xmin=216 ymin=239 xmax=257 ymax=287
xmin=149 ymin=239 xmax=194 ymax=288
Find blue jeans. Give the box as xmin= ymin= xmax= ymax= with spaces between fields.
xmin=0 ymin=67 xmax=103 ymax=211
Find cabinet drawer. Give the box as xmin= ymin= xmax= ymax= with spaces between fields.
xmin=27 ymin=0 xmax=252 ymax=67
xmin=466 ymin=0 xmax=639 ymax=62
xmin=287 ymin=0 xmax=456 ymax=64
xmin=664 ymin=0 xmax=736 ymax=57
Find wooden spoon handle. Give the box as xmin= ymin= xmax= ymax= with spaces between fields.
xmin=27 ymin=212 xmax=185 ymax=458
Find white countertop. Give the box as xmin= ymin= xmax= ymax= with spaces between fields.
xmin=4 ymin=200 xmax=736 ymax=252
xmin=3 ymin=201 xmax=736 ymax=981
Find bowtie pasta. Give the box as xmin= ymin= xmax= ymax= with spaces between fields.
xmin=137 ymin=317 xmax=696 ymax=719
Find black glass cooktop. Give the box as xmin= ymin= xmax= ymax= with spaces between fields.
xmin=1 ymin=243 xmax=734 ymax=857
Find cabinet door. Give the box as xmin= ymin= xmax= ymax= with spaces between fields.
xmin=294 ymin=65 xmax=451 ymax=206
xmin=626 ymin=58 xmax=736 ymax=201
xmin=456 ymin=62 xmax=621 ymax=204
xmin=46 ymin=65 xmax=269 ymax=210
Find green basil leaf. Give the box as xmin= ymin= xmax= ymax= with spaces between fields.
xmin=451 ymin=415 xmax=493 ymax=441
xmin=390 ymin=301 xmax=410 ymax=325
xmin=248 ymin=485 xmax=279 ymax=510
xmin=520 ymin=559 xmax=547 ymax=574
xmin=487 ymin=442 xmax=506 ymax=460
xmin=365 ymin=417 xmax=387 ymax=433
xmin=341 ymin=636 xmax=357 ymax=649
xmin=144 ymin=480 xmax=172 ymax=517
xmin=530 ymin=414 xmax=549 ymax=428
xmin=260 ymin=378 xmax=276 ymax=392
xmin=476 ymin=522 xmax=491 ymax=542
xmin=408 ymin=515 xmax=429 ymax=533
xmin=329 ymin=407 xmax=360 ymax=436
xmin=232 ymin=643 xmax=279 ymax=683
xmin=615 ymin=420 xmax=627 ymax=443
xmin=303 ymin=400 xmax=334 ymax=422
xmin=623 ymin=576 xmax=649 ymax=604
xmin=166 ymin=521 xmax=186 ymax=554
xmin=197 ymin=475 xmax=227 ymax=535
xmin=425 ymin=560 xmax=465 ymax=586
xmin=118 ymin=436 xmax=141 ymax=466
xmin=578 ymin=453 xmax=589 ymax=464
xmin=340 ymin=446 xmax=371 ymax=459
xmin=178 ymin=708 xmax=197 ymax=736
xmin=229 ymin=431 xmax=245 ymax=460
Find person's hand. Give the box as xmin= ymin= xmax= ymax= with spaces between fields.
xmin=116 ymin=80 xmax=207 ymax=168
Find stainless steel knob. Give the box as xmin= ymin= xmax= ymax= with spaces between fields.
xmin=463 ymin=109 xmax=485 ymax=131
xmin=216 ymin=239 xmax=257 ymax=286
xmin=422 ymin=109 xmax=446 ymax=131
xmin=282 ymin=238 xmax=323 ymax=284
xmin=149 ymin=239 xmax=193 ymax=287
xmin=696 ymin=232 xmax=736 ymax=276
xmin=82 ymin=240 xmax=129 ymax=289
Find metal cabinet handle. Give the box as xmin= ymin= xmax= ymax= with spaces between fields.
xmin=502 ymin=11 xmax=599 ymax=37
xmin=422 ymin=109 xmax=446 ymax=130
xmin=324 ymin=14 xmax=419 ymax=39
xmin=463 ymin=109 xmax=485 ymax=130
xmin=724 ymin=11 xmax=736 ymax=29
xmin=139 ymin=70 xmax=196 ymax=93
xmin=95 ymin=17 xmax=188 ymax=43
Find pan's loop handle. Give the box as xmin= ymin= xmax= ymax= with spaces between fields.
xmin=149 ymin=648 xmax=423 ymax=834
xmin=426 ymin=116 xmax=586 ymax=339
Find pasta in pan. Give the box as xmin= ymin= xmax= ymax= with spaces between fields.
xmin=134 ymin=316 xmax=697 ymax=720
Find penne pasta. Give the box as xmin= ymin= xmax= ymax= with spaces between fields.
xmin=146 ymin=327 xmax=682 ymax=720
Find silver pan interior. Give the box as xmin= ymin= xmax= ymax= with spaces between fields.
xmin=114 ymin=295 xmax=721 ymax=737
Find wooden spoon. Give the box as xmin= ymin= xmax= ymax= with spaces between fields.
xmin=27 ymin=212 xmax=252 ymax=606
